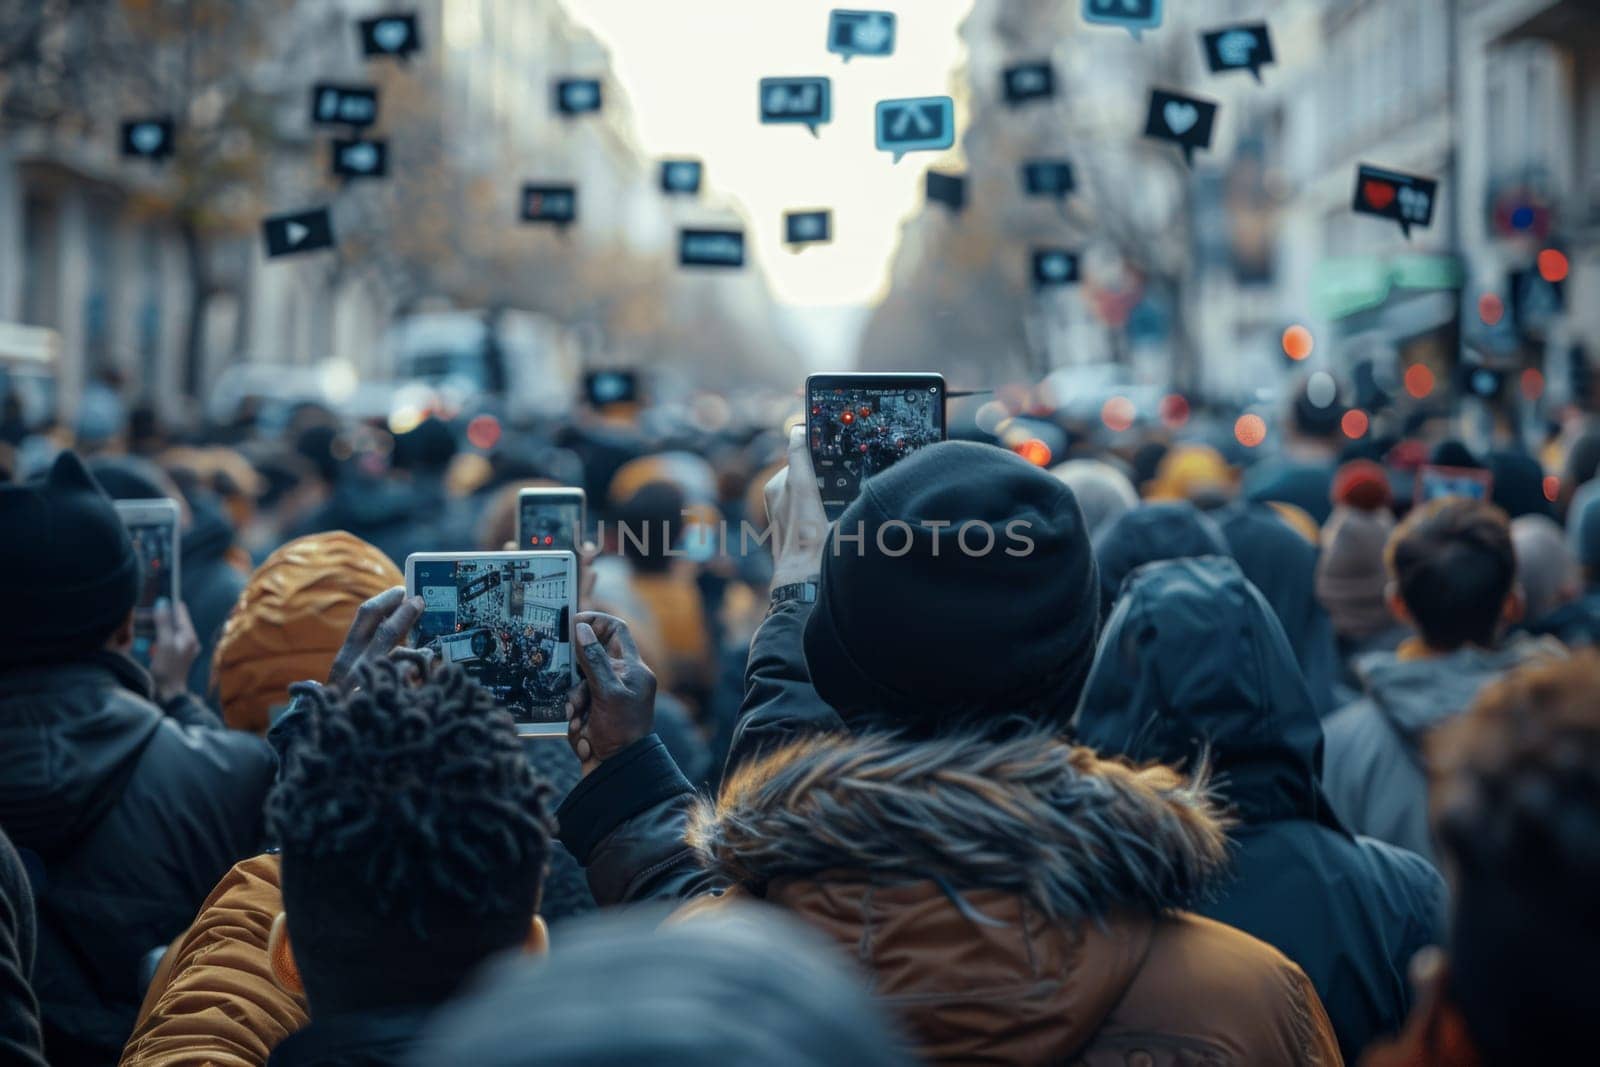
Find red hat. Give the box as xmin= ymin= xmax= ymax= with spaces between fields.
xmin=1332 ymin=460 xmax=1392 ymax=512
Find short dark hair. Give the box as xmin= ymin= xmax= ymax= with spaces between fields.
xmin=1386 ymin=498 xmax=1514 ymax=650
xmin=267 ymin=661 xmax=554 ymax=1015
xmin=1428 ymin=653 xmax=1600 ymax=1062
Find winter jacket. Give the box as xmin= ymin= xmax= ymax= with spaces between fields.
xmin=0 ymin=651 xmax=274 ymax=1064
xmin=1073 ymin=556 xmax=1445 ymax=1063
xmin=1322 ymin=635 xmax=1565 ymax=867
xmin=180 ymin=496 xmax=249 ymax=703
xmin=556 ymin=601 xmax=1344 ymax=1065
xmin=0 ymin=825 xmax=47 ymax=1067
xmin=266 ymin=1007 xmax=431 ymax=1066
xmin=1522 ymin=590 xmax=1600 ymax=649
xmin=1245 ymin=457 xmax=1337 ymax=525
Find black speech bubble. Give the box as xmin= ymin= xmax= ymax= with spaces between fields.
xmin=330 ymin=138 xmax=388 ymax=181
xmin=679 ymin=228 xmax=745 ymax=269
xmin=784 ymin=210 xmax=831 ymax=248
xmin=759 ymin=77 xmax=832 ymax=135
xmin=555 ymin=78 xmax=603 ymax=117
xmin=311 ymin=84 xmax=378 ymax=128
xmin=1201 ymin=24 xmax=1274 ymax=83
xmin=520 ymin=184 xmax=577 ymax=226
xmin=1143 ymin=89 xmax=1218 ymax=167
xmin=828 ymin=9 xmax=896 ymax=60
xmin=1352 ymin=163 xmax=1438 ymax=238
xmin=1032 ymin=249 xmax=1081 ymax=288
xmin=925 ymin=170 xmax=966 ymax=212
xmin=121 ymin=117 xmax=175 ymax=161
xmin=1002 ymin=61 xmax=1055 ymax=106
xmin=660 ymin=159 xmax=703 ymax=196
xmin=1022 ymin=160 xmax=1075 ymax=199
xmin=262 ymin=208 xmax=335 ymax=258
xmin=357 ymin=13 xmax=420 ymax=60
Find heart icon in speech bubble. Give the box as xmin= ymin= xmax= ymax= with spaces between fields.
xmin=373 ymin=19 xmax=407 ymax=52
xmin=1163 ymin=101 xmax=1199 ymax=135
xmin=1363 ymin=180 xmax=1396 ymax=210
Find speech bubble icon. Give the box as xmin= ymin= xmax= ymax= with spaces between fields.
xmin=1022 ymin=159 xmax=1075 ymax=199
xmin=262 ymin=207 xmax=335 ymax=258
xmin=759 ymin=77 xmax=833 ymax=137
xmin=1032 ymin=248 xmax=1081 ymax=288
xmin=1201 ymin=23 xmax=1275 ymax=84
xmin=678 ymin=228 xmax=746 ymax=269
xmin=1001 ymin=61 xmax=1055 ymax=107
xmin=121 ymin=117 xmax=174 ymax=160
xmin=1352 ymin=163 xmax=1438 ymax=238
xmin=311 ymin=84 xmax=379 ymax=128
xmin=1143 ymin=88 xmax=1217 ymax=168
xmin=784 ymin=210 xmax=832 ymax=250
xmin=659 ymin=159 xmax=703 ymax=195
xmin=926 ymin=170 xmax=966 ymax=212
xmin=555 ymin=78 xmax=602 ymax=116
xmin=520 ymin=183 xmax=578 ymax=227
xmin=1083 ymin=0 xmax=1163 ymax=40
xmin=357 ymin=13 xmax=420 ymax=60
xmin=827 ymin=10 xmax=895 ymax=62
xmin=330 ymin=138 xmax=388 ymax=180
xmin=875 ymin=96 xmax=954 ymax=163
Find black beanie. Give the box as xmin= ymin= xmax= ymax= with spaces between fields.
xmin=0 ymin=451 xmax=139 ymax=666
xmin=1092 ymin=501 xmax=1230 ymax=617
xmin=802 ymin=441 xmax=1099 ymax=735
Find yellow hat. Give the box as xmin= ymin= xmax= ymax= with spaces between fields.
xmin=211 ymin=532 xmax=402 ymax=734
xmin=1146 ymin=444 xmax=1234 ymax=502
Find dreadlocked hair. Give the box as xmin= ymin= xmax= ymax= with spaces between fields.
xmin=267 ymin=660 xmax=555 ymax=941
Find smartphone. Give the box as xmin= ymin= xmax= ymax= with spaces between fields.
xmin=1415 ymin=465 xmax=1494 ymax=505
xmin=518 ymin=487 xmax=586 ymax=551
xmin=113 ymin=499 xmax=181 ymax=661
xmin=806 ymin=372 xmax=947 ymax=520
xmin=406 ymin=551 xmax=577 ymax=736
xmin=584 ymin=370 xmax=638 ymax=409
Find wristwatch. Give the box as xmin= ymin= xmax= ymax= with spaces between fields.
xmin=769 ymin=580 xmax=819 ymax=607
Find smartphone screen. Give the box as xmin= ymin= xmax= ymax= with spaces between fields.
xmin=808 ymin=374 xmax=945 ymax=519
xmin=518 ymin=491 xmax=584 ymax=551
xmin=113 ymin=500 xmax=180 ymax=651
xmin=584 ymin=370 xmax=638 ymax=408
xmin=1416 ymin=465 xmax=1493 ymax=505
xmin=409 ymin=553 xmax=575 ymax=732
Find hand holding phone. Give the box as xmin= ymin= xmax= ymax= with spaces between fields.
xmin=148 ymin=598 xmax=200 ymax=704
xmin=566 ymin=611 xmax=656 ymax=774
xmin=764 ymin=425 xmax=829 ymax=586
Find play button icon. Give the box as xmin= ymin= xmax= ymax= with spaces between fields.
xmin=262 ymin=207 xmax=335 ymax=258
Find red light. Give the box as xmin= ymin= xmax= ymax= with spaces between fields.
xmin=840 ymin=410 xmax=854 ymax=424
xmin=1160 ymin=393 xmax=1190 ymax=429
xmin=1544 ymin=476 xmax=1561 ymax=502
xmin=1341 ymin=409 xmax=1369 ymax=439
xmin=1478 ymin=293 xmax=1504 ymax=326
xmin=1403 ymin=364 xmax=1434 ymax=399
xmin=1101 ymin=396 xmax=1135 ymax=433
xmin=466 ymin=414 xmax=502 ymax=450
xmin=1521 ymin=368 xmax=1545 ymax=400
xmin=1014 ymin=438 xmax=1052 ymax=467
xmin=1282 ymin=325 xmax=1314 ymax=361
xmin=1538 ymin=249 xmax=1569 ymax=284
xmin=1234 ymin=414 xmax=1267 ymax=448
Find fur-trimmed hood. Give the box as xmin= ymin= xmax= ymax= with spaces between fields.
xmin=687 ymin=730 xmax=1231 ymax=921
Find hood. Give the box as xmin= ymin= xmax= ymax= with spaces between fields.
xmin=1354 ymin=634 xmax=1566 ymax=741
xmin=0 ymin=651 xmax=163 ymax=856
xmin=688 ymin=730 xmax=1230 ymax=923
xmin=180 ymin=492 xmax=236 ymax=564
xmin=1092 ymin=501 xmax=1229 ymax=617
xmin=1073 ymin=556 xmax=1344 ymax=830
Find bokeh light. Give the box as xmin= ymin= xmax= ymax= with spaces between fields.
xmin=1521 ymin=368 xmax=1545 ymax=400
xmin=1234 ymin=413 xmax=1267 ymax=448
xmin=1306 ymin=371 xmax=1338 ymax=409
xmin=1014 ymin=438 xmax=1052 ymax=467
xmin=466 ymin=413 xmax=502 ymax=450
xmin=1101 ymin=395 xmax=1135 ymax=433
xmin=1538 ymin=248 xmax=1569 ymax=284
xmin=1477 ymin=292 xmax=1504 ymax=326
xmin=1544 ymin=476 xmax=1561 ymax=503
xmin=1159 ymin=393 xmax=1190 ymax=429
xmin=1341 ymin=409 xmax=1369 ymax=439
xmin=1282 ymin=324 xmax=1314 ymax=361
xmin=1404 ymin=364 xmax=1435 ymax=399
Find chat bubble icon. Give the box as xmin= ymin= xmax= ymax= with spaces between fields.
xmin=1352 ymin=163 xmax=1438 ymax=239
xmin=1201 ymin=23 xmax=1274 ymax=84
xmin=926 ymin=170 xmax=966 ymax=212
xmin=120 ymin=117 xmax=175 ymax=161
xmin=875 ymin=96 xmax=954 ymax=163
xmin=784 ymin=210 xmax=832 ymax=249
xmin=1032 ymin=249 xmax=1081 ymax=288
xmin=759 ymin=77 xmax=832 ymax=137
xmin=1002 ymin=61 xmax=1055 ymax=107
xmin=679 ymin=228 xmax=746 ymax=269
xmin=660 ymin=159 xmax=703 ymax=196
xmin=827 ymin=10 xmax=895 ymax=61
xmin=1083 ymin=0 xmax=1163 ymax=40
xmin=262 ymin=207 xmax=335 ymax=258
xmin=1143 ymin=88 xmax=1218 ymax=167
xmin=330 ymin=138 xmax=388 ymax=181
xmin=311 ymin=84 xmax=378 ymax=128
xmin=520 ymin=183 xmax=578 ymax=227
xmin=1022 ymin=159 xmax=1076 ymax=199
xmin=555 ymin=78 xmax=602 ymax=117
xmin=357 ymin=13 xmax=420 ymax=60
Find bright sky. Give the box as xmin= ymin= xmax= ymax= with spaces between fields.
xmin=568 ymin=0 xmax=974 ymax=310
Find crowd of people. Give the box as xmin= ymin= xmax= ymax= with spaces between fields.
xmin=0 ymin=377 xmax=1596 ymax=1066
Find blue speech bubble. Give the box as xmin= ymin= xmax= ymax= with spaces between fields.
xmin=827 ymin=10 xmax=895 ymax=62
xmin=760 ymin=77 xmax=833 ymax=137
xmin=1082 ymin=0 xmax=1163 ymax=40
xmin=875 ymin=96 xmax=955 ymax=163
